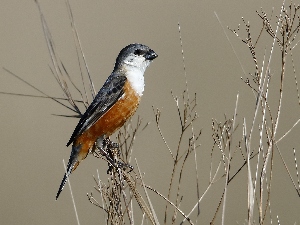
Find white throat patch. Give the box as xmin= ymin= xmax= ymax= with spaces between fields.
xmin=123 ymin=54 xmax=151 ymax=96
xmin=125 ymin=66 xmax=145 ymax=97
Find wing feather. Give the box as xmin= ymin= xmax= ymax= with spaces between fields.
xmin=66 ymin=74 xmax=127 ymax=146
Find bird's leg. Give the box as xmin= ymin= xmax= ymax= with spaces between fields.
xmin=92 ymin=137 xmax=116 ymax=168
xmin=109 ymin=141 xmax=134 ymax=172
xmin=92 ymin=137 xmax=133 ymax=173
xmin=117 ymin=161 xmax=134 ymax=172
xmin=91 ymin=136 xmax=104 ymax=157
xmin=105 ymin=138 xmax=120 ymax=173
xmin=106 ymin=138 xmax=134 ymax=172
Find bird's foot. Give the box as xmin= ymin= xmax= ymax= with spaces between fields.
xmin=92 ymin=137 xmax=133 ymax=173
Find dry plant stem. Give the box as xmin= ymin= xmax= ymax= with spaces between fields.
xmin=254 ymin=70 xmax=270 ymax=200
xmin=293 ymin=148 xmax=300 ymax=193
xmin=135 ymin=159 xmax=160 ymax=225
xmin=88 ymin=192 xmax=105 ymax=211
xmin=221 ymin=94 xmax=239 ymax=225
xmin=117 ymin=117 xmax=145 ymax=164
xmin=162 ymin=91 xmax=198 ymax=224
xmin=227 ymin=1 xmax=300 ymax=224
xmin=192 ymin=131 xmax=201 ymax=217
xmin=215 ymin=12 xmax=247 ymax=77
xmin=276 ymin=117 xmax=300 ymax=144
xmin=251 ymin=46 xmax=269 ymax=205
xmin=97 ymin=169 xmax=108 ymax=222
xmin=210 ymin=190 xmax=225 ymax=225
xmin=224 ymin=2 xmax=300 ymax=224
xmin=2 ymin=68 xmax=79 ymax=114
xmin=174 ymin=24 xmax=203 ymax=224
xmin=89 ymin=118 xmax=155 ymax=224
xmin=275 ymin=143 xmax=300 ymax=197
xmin=291 ymin=49 xmax=300 ymax=104
xmin=123 ymin=171 xmax=156 ymax=225
xmin=145 ymin=185 xmax=194 ymax=225
xmin=120 ymin=170 xmax=135 ymax=225
xmin=97 ymin=166 xmax=129 ymax=224
xmin=35 ymin=0 xmax=86 ymax=116
xmin=65 ymin=1 xmax=89 ymax=104
xmin=183 ymin=161 xmax=222 ymax=224
xmin=259 ymin=3 xmax=286 ymax=223
xmin=210 ymin=118 xmax=236 ymax=223
xmin=88 ymin=124 xmax=156 ymax=225
xmin=37 ymin=1 xmax=79 ymax=111
xmin=262 ymin=146 xmax=275 ymax=224
xmin=153 ymin=107 xmax=174 ymax=160
xmin=65 ymin=0 xmax=96 ymax=100
xmin=163 ymin=119 xmax=182 ymax=223
xmin=246 ymin=121 xmax=254 ymax=225
xmin=272 ymin=1 xmax=300 ymax=198
xmin=267 ymin=1 xmax=286 ymax=139
xmin=255 ymin=72 xmax=271 ymax=224
xmin=0 ymin=90 xmax=83 ymax=104
xmin=173 ymin=143 xmax=192 ymax=224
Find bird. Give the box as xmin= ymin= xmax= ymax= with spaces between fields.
xmin=56 ymin=43 xmax=158 ymax=199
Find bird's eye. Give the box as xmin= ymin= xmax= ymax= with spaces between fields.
xmin=134 ymin=49 xmax=143 ymax=55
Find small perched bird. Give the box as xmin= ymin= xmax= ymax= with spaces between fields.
xmin=56 ymin=43 xmax=158 ymax=199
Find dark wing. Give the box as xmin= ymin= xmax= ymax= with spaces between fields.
xmin=66 ymin=74 xmax=127 ymax=146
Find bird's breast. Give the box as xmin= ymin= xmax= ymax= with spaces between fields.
xmin=97 ymin=80 xmax=141 ymax=135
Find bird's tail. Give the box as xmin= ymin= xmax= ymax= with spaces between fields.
xmin=56 ymin=144 xmax=81 ymax=200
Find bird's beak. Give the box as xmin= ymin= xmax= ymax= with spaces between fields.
xmin=145 ymin=50 xmax=158 ymax=60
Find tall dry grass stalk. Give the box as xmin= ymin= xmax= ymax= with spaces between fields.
xmin=215 ymin=2 xmax=300 ymax=224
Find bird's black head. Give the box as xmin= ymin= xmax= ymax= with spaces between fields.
xmin=114 ymin=43 xmax=157 ymax=71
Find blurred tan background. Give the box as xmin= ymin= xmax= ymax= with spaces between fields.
xmin=1 ymin=0 xmax=300 ymax=224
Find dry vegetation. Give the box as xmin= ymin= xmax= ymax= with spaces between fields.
xmin=2 ymin=1 xmax=300 ymax=224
